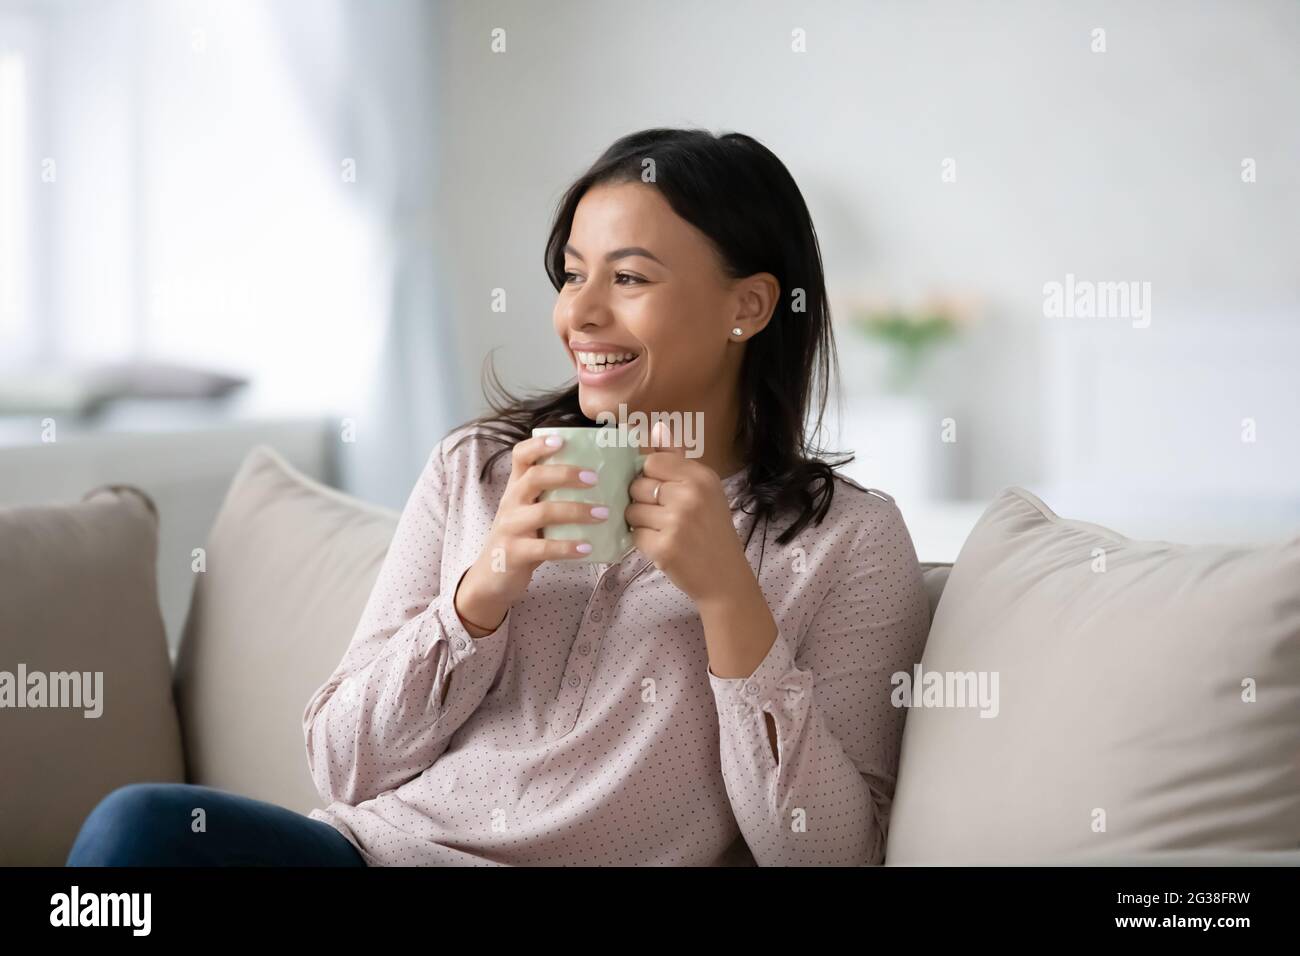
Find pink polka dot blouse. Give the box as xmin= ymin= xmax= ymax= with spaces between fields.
xmin=302 ymin=424 xmax=932 ymax=865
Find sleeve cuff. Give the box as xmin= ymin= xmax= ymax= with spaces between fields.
xmin=426 ymin=587 xmax=509 ymax=667
xmin=707 ymin=628 xmax=809 ymax=710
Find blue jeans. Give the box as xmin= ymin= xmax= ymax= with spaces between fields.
xmin=66 ymin=783 xmax=367 ymax=866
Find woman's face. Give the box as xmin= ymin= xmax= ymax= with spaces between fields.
xmin=553 ymin=181 xmax=773 ymax=427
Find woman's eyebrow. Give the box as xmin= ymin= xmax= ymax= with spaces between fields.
xmin=564 ymin=243 xmax=666 ymax=266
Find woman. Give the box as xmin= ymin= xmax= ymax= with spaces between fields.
xmin=67 ymin=128 xmax=931 ymax=867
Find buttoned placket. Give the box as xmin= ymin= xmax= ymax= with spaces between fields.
xmin=544 ymin=482 xmax=756 ymax=740
xmin=545 ymin=552 xmax=656 ymax=739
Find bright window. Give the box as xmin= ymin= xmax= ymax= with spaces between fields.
xmin=2 ymin=0 xmax=386 ymax=416
xmin=0 ymin=24 xmax=33 ymax=367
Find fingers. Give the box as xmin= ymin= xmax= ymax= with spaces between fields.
xmin=497 ymin=436 xmax=610 ymax=565
xmin=629 ymin=475 xmax=671 ymax=505
xmin=511 ymin=434 xmax=568 ymax=471
xmin=513 ymin=463 xmax=599 ymax=503
xmin=506 ymin=499 xmax=610 ymax=536
xmin=510 ymin=536 xmax=594 ymax=563
xmin=649 ymin=420 xmax=688 ymax=456
xmin=639 ymin=451 xmax=692 ymax=481
xmin=506 ymin=434 xmax=598 ymax=504
xmin=491 ymin=496 xmax=603 ymax=569
xmin=625 ymin=502 xmax=668 ymax=531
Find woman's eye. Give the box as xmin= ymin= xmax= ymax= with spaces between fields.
xmin=562 ymin=270 xmax=643 ymax=285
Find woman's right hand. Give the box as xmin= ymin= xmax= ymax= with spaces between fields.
xmin=453 ymin=434 xmax=607 ymax=636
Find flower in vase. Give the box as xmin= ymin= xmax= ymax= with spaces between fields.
xmin=848 ymin=292 xmax=976 ymax=392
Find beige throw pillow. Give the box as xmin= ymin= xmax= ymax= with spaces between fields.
xmin=0 ymin=485 xmax=185 ymax=865
xmin=885 ymin=487 xmax=1300 ymax=864
xmin=172 ymin=445 xmax=399 ymax=815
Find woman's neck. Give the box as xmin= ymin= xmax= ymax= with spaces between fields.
xmin=614 ymin=386 xmax=747 ymax=480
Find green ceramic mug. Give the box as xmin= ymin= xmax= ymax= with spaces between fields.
xmin=531 ymin=426 xmax=649 ymax=564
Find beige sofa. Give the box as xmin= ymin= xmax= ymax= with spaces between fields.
xmin=2 ymin=445 xmax=1296 ymax=866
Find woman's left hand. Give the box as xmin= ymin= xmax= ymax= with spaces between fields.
xmin=626 ymin=422 xmax=752 ymax=603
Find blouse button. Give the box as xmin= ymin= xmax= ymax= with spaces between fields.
xmin=603 ymin=578 xmax=617 ymax=592
xmin=590 ymin=609 xmax=603 ymax=622
xmin=568 ymin=675 xmax=581 ymax=688
xmin=578 ymin=643 xmax=591 ymax=655
xmin=744 ymin=682 xmax=758 ymax=696
xmin=455 ymin=638 xmax=468 ymax=651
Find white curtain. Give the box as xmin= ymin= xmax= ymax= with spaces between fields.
xmin=262 ymin=0 xmax=459 ymax=508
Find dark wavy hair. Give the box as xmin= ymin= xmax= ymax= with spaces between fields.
xmin=451 ymin=127 xmax=852 ymax=547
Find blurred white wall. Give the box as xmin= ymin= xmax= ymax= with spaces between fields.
xmin=4 ymin=0 xmax=1297 ymax=547
xmin=428 ymin=0 xmax=1300 ymax=510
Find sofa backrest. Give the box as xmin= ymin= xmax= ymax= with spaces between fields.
xmin=172 ymin=445 xmax=399 ymax=814
xmin=919 ymin=562 xmax=951 ymax=621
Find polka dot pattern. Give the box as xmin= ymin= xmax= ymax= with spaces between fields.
xmin=302 ymin=424 xmax=932 ymax=865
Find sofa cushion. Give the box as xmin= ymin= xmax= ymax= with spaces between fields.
xmin=0 ymin=485 xmax=185 ymax=865
xmin=172 ymin=445 xmax=399 ymax=815
xmin=919 ymin=563 xmax=951 ymax=621
xmin=886 ymin=487 xmax=1300 ymax=864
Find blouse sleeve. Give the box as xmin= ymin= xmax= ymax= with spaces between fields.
xmin=707 ymin=495 xmax=931 ymax=866
xmin=302 ymin=435 xmax=510 ymax=807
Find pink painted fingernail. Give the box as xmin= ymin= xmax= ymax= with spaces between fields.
xmin=579 ymin=470 xmax=598 ymax=484
xmin=575 ymin=542 xmax=593 ymax=554
xmin=544 ymin=435 xmax=563 ymax=447
xmin=590 ymin=505 xmax=610 ymax=519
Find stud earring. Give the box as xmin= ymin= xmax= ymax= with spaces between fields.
xmin=731 ymin=327 xmax=743 ymax=337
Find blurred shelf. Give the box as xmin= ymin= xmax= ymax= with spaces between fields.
xmin=0 ymin=389 xmax=330 ymax=448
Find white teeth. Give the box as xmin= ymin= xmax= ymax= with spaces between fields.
xmin=576 ymin=350 xmax=636 ymax=370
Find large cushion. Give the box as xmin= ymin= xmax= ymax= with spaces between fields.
xmin=0 ymin=485 xmax=185 ymax=865
xmin=886 ymin=487 xmax=1300 ymax=864
xmin=172 ymin=445 xmax=398 ymax=814
xmin=919 ymin=563 xmax=951 ymax=621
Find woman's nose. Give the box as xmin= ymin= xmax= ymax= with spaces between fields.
xmin=562 ymin=282 xmax=614 ymax=331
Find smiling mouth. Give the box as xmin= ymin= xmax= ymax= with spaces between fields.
xmin=577 ymin=353 xmax=642 ymax=382
xmin=579 ymin=351 xmax=639 ymax=374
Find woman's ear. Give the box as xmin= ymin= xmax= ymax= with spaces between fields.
xmin=728 ymin=272 xmax=781 ymax=341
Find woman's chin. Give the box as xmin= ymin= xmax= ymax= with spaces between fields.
xmin=578 ymin=393 xmax=613 ymax=422
xmin=578 ymin=389 xmax=635 ymax=423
